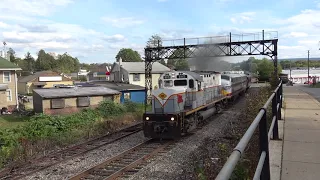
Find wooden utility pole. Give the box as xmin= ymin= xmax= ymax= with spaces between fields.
xmin=308 ymin=50 xmax=310 ymax=82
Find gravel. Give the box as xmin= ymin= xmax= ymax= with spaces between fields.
xmin=125 ymin=93 xmax=250 ymax=180
xmin=21 ymin=131 xmax=148 ymax=180
xmin=22 ymin=88 xmax=256 ymax=180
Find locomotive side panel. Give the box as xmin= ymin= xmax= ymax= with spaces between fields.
xmin=143 ymin=70 xmax=231 ymax=139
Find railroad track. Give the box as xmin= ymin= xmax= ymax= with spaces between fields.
xmin=0 ymin=122 xmax=143 ymax=180
xmin=70 ymin=139 xmax=175 ymax=180
xmin=68 ymin=89 xmax=255 ymax=180
xmin=69 ymin=116 xmax=220 ymax=180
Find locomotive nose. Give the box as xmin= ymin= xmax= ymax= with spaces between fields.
xmin=154 ymin=125 xmax=161 ymax=133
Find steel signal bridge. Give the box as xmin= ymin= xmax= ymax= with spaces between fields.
xmin=144 ymin=30 xmax=279 ymax=104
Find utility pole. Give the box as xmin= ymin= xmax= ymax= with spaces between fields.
xmin=119 ymin=57 xmax=122 ymax=82
xmin=308 ymin=50 xmax=310 ymax=82
xmin=3 ymin=41 xmax=6 ymax=59
xmin=290 ymin=61 xmax=292 ymax=79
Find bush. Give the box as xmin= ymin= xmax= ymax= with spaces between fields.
xmin=0 ymin=100 xmax=146 ymax=168
xmin=97 ymin=100 xmax=126 ymax=117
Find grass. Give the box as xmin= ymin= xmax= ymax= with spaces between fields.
xmin=0 ymin=115 xmax=29 ymax=129
xmin=0 ymin=100 xmax=148 ymax=169
xmin=309 ymin=82 xmax=320 ymax=88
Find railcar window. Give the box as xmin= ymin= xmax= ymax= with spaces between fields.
xmin=164 ymin=80 xmax=173 ymax=87
xmin=174 ymin=80 xmax=187 ymax=86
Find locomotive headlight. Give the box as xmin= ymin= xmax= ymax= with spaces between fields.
xmin=145 ymin=117 xmax=149 ymax=120
xmin=170 ymin=117 xmax=175 ymax=121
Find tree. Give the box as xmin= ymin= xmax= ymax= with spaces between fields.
xmin=146 ymin=34 xmax=162 ymax=48
xmin=115 ymin=48 xmax=143 ymax=62
xmin=7 ymin=48 xmax=19 ymax=64
xmin=167 ymin=49 xmax=190 ymax=70
xmin=255 ymin=58 xmax=282 ymax=81
xmin=22 ymin=52 xmax=35 ymax=72
xmin=35 ymin=49 xmax=56 ymax=71
xmin=159 ymin=59 xmax=166 ymax=66
xmin=175 ymin=59 xmax=189 ymax=70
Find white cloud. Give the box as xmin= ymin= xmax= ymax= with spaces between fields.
xmin=0 ymin=0 xmax=73 ymax=17
xmin=283 ymin=32 xmax=308 ymax=38
xmin=103 ymin=34 xmax=127 ymax=42
xmin=229 ymin=12 xmax=256 ymax=24
xmin=0 ymin=22 xmax=10 ymax=29
xmin=101 ymin=17 xmax=145 ymax=28
xmin=272 ymin=9 xmax=320 ymax=58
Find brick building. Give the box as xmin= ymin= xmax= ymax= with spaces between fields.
xmin=32 ymin=86 xmax=121 ymax=115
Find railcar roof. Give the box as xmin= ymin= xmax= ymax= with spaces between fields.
xmin=221 ymin=74 xmax=248 ymax=78
xmin=177 ymin=71 xmax=204 ymax=82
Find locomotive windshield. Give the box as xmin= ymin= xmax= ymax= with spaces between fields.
xmin=174 ymin=80 xmax=188 ymax=86
xmin=164 ymin=80 xmax=173 ymax=87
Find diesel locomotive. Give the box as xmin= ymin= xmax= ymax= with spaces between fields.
xmin=143 ymin=70 xmax=250 ymax=139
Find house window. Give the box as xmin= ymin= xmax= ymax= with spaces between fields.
xmin=51 ymin=99 xmax=65 ymax=109
xmin=124 ymin=92 xmax=131 ymax=100
xmin=3 ymin=71 xmax=11 ymax=83
xmin=133 ymin=74 xmax=140 ymax=81
xmin=6 ymin=89 xmax=12 ymax=101
xmin=77 ymin=97 xmax=90 ymax=107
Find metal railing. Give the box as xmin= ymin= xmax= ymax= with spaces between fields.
xmin=215 ymin=81 xmax=283 ymax=180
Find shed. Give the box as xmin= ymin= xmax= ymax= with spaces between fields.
xmin=88 ymin=81 xmax=145 ymax=104
xmin=18 ymin=71 xmax=74 ymax=95
xmin=33 ymin=86 xmax=121 ymax=115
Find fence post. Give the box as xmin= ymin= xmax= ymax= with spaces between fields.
xmin=259 ymin=108 xmax=271 ymax=180
xmin=272 ymin=92 xmax=279 ymax=140
xmin=278 ymin=83 xmax=282 ymax=120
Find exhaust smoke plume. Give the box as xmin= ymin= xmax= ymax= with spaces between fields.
xmin=187 ymin=35 xmax=233 ymax=72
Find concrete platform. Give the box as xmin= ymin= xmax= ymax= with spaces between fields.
xmin=281 ymin=87 xmax=320 ymax=180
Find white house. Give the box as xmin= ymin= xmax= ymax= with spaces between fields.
xmin=109 ymin=59 xmax=170 ymax=89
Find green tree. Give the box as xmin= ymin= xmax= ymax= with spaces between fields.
xmin=115 ymin=48 xmax=142 ymax=62
xmin=22 ymin=52 xmax=35 ymax=72
xmin=35 ymin=49 xmax=56 ymax=71
xmin=7 ymin=48 xmax=19 ymax=65
xmin=55 ymin=53 xmax=80 ymax=73
xmin=167 ymin=49 xmax=190 ymax=70
xmin=146 ymin=34 xmax=162 ymax=48
xmin=256 ymin=58 xmax=281 ymax=81
xmin=159 ymin=59 xmax=166 ymax=66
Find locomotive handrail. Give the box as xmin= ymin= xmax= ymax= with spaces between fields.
xmin=215 ymin=81 xmax=283 ymax=180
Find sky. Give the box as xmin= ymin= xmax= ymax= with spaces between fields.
xmin=1 ymin=0 xmax=320 ymax=64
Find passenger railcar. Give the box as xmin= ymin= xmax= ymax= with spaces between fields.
xmin=221 ymin=72 xmax=250 ymax=100
xmin=143 ymin=70 xmax=250 ymax=139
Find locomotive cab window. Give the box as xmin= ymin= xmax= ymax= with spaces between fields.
xmin=174 ymin=80 xmax=187 ymax=86
xmin=189 ymin=79 xmax=194 ymax=88
xmin=164 ymin=80 xmax=173 ymax=87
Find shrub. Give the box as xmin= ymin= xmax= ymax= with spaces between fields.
xmin=97 ymin=100 xmax=126 ymax=117
xmin=0 ymin=100 xmax=147 ymax=168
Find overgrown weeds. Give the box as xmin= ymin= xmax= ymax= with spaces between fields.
xmin=190 ymin=85 xmax=275 ymax=180
xmin=0 ymin=100 xmax=147 ymax=169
